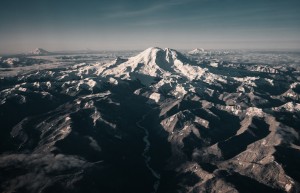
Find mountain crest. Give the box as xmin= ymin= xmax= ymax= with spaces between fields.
xmin=99 ymin=47 xmax=206 ymax=85
xmin=188 ymin=48 xmax=205 ymax=55
xmin=30 ymin=48 xmax=51 ymax=55
xmin=130 ymin=47 xmax=191 ymax=66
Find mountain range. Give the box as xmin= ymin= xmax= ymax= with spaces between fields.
xmin=0 ymin=47 xmax=299 ymax=193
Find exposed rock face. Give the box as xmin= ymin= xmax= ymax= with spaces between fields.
xmin=0 ymin=47 xmax=299 ymax=193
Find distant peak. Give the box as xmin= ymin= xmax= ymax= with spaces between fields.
xmin=34 ymin=48 xmax=47 ymax=52
xmin=30 ymin=48 xmax=51 ymax=55
xmin=194 ymin=48 xmax=205 ymax=51
xmin=188 ymin=48 xmax=205 ymax=55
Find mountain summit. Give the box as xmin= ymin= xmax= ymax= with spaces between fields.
xmin=188 ymin=48 xmax=205 ymax=55
xmin=98 ymin=47 xmax=206 ymax=85
xmin=129 ymin=47 xmax=190 ymax=67
xmin=29 ymin=48 xmax=51 ymax=55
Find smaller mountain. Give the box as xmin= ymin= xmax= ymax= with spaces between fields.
xmin=29 ymin=48 xmax=51 ymax=55
xmin=188 ymin=48 xmax=205 ymax=55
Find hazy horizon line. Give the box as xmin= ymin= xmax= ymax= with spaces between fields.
xmin=2 ymin=46 xmax=300 ymax=56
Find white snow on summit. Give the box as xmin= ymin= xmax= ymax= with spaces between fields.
xmin=30 ymin=48 xmax=51 ymax=55
xmin=98 ymin=47 xmax=206 ymax=85
xmin=188 ymin=48 xmax=205 ymax=55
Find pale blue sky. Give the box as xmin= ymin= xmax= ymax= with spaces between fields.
xmin=0 ymin=0 xmax=299 ymax=54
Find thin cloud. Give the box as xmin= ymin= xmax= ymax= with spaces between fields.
xmin=105 ymin=0 xmax=197 ymax=19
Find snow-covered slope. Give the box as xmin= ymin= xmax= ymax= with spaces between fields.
xmin=1 ymin=47 xmax=299 ymax=193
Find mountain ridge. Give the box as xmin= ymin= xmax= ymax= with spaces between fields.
xmin=29 ymin=48 xmax=51 ymax=55
xmin=0 ymin=47 xmax=299 ymax=193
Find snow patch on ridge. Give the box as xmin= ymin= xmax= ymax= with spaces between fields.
xmin=149 ymin=92 xmax=162 ymax=103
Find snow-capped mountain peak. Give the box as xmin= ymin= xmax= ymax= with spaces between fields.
xmin=188 ymin=48 xmax=205 ymax=55
xmin=30 ymin=48 xmax=51 ymax=55
xmin=98 ymin=47 xmax=206 ymax=85
xmin=128 ymin=47 xmax=189 ymax=66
